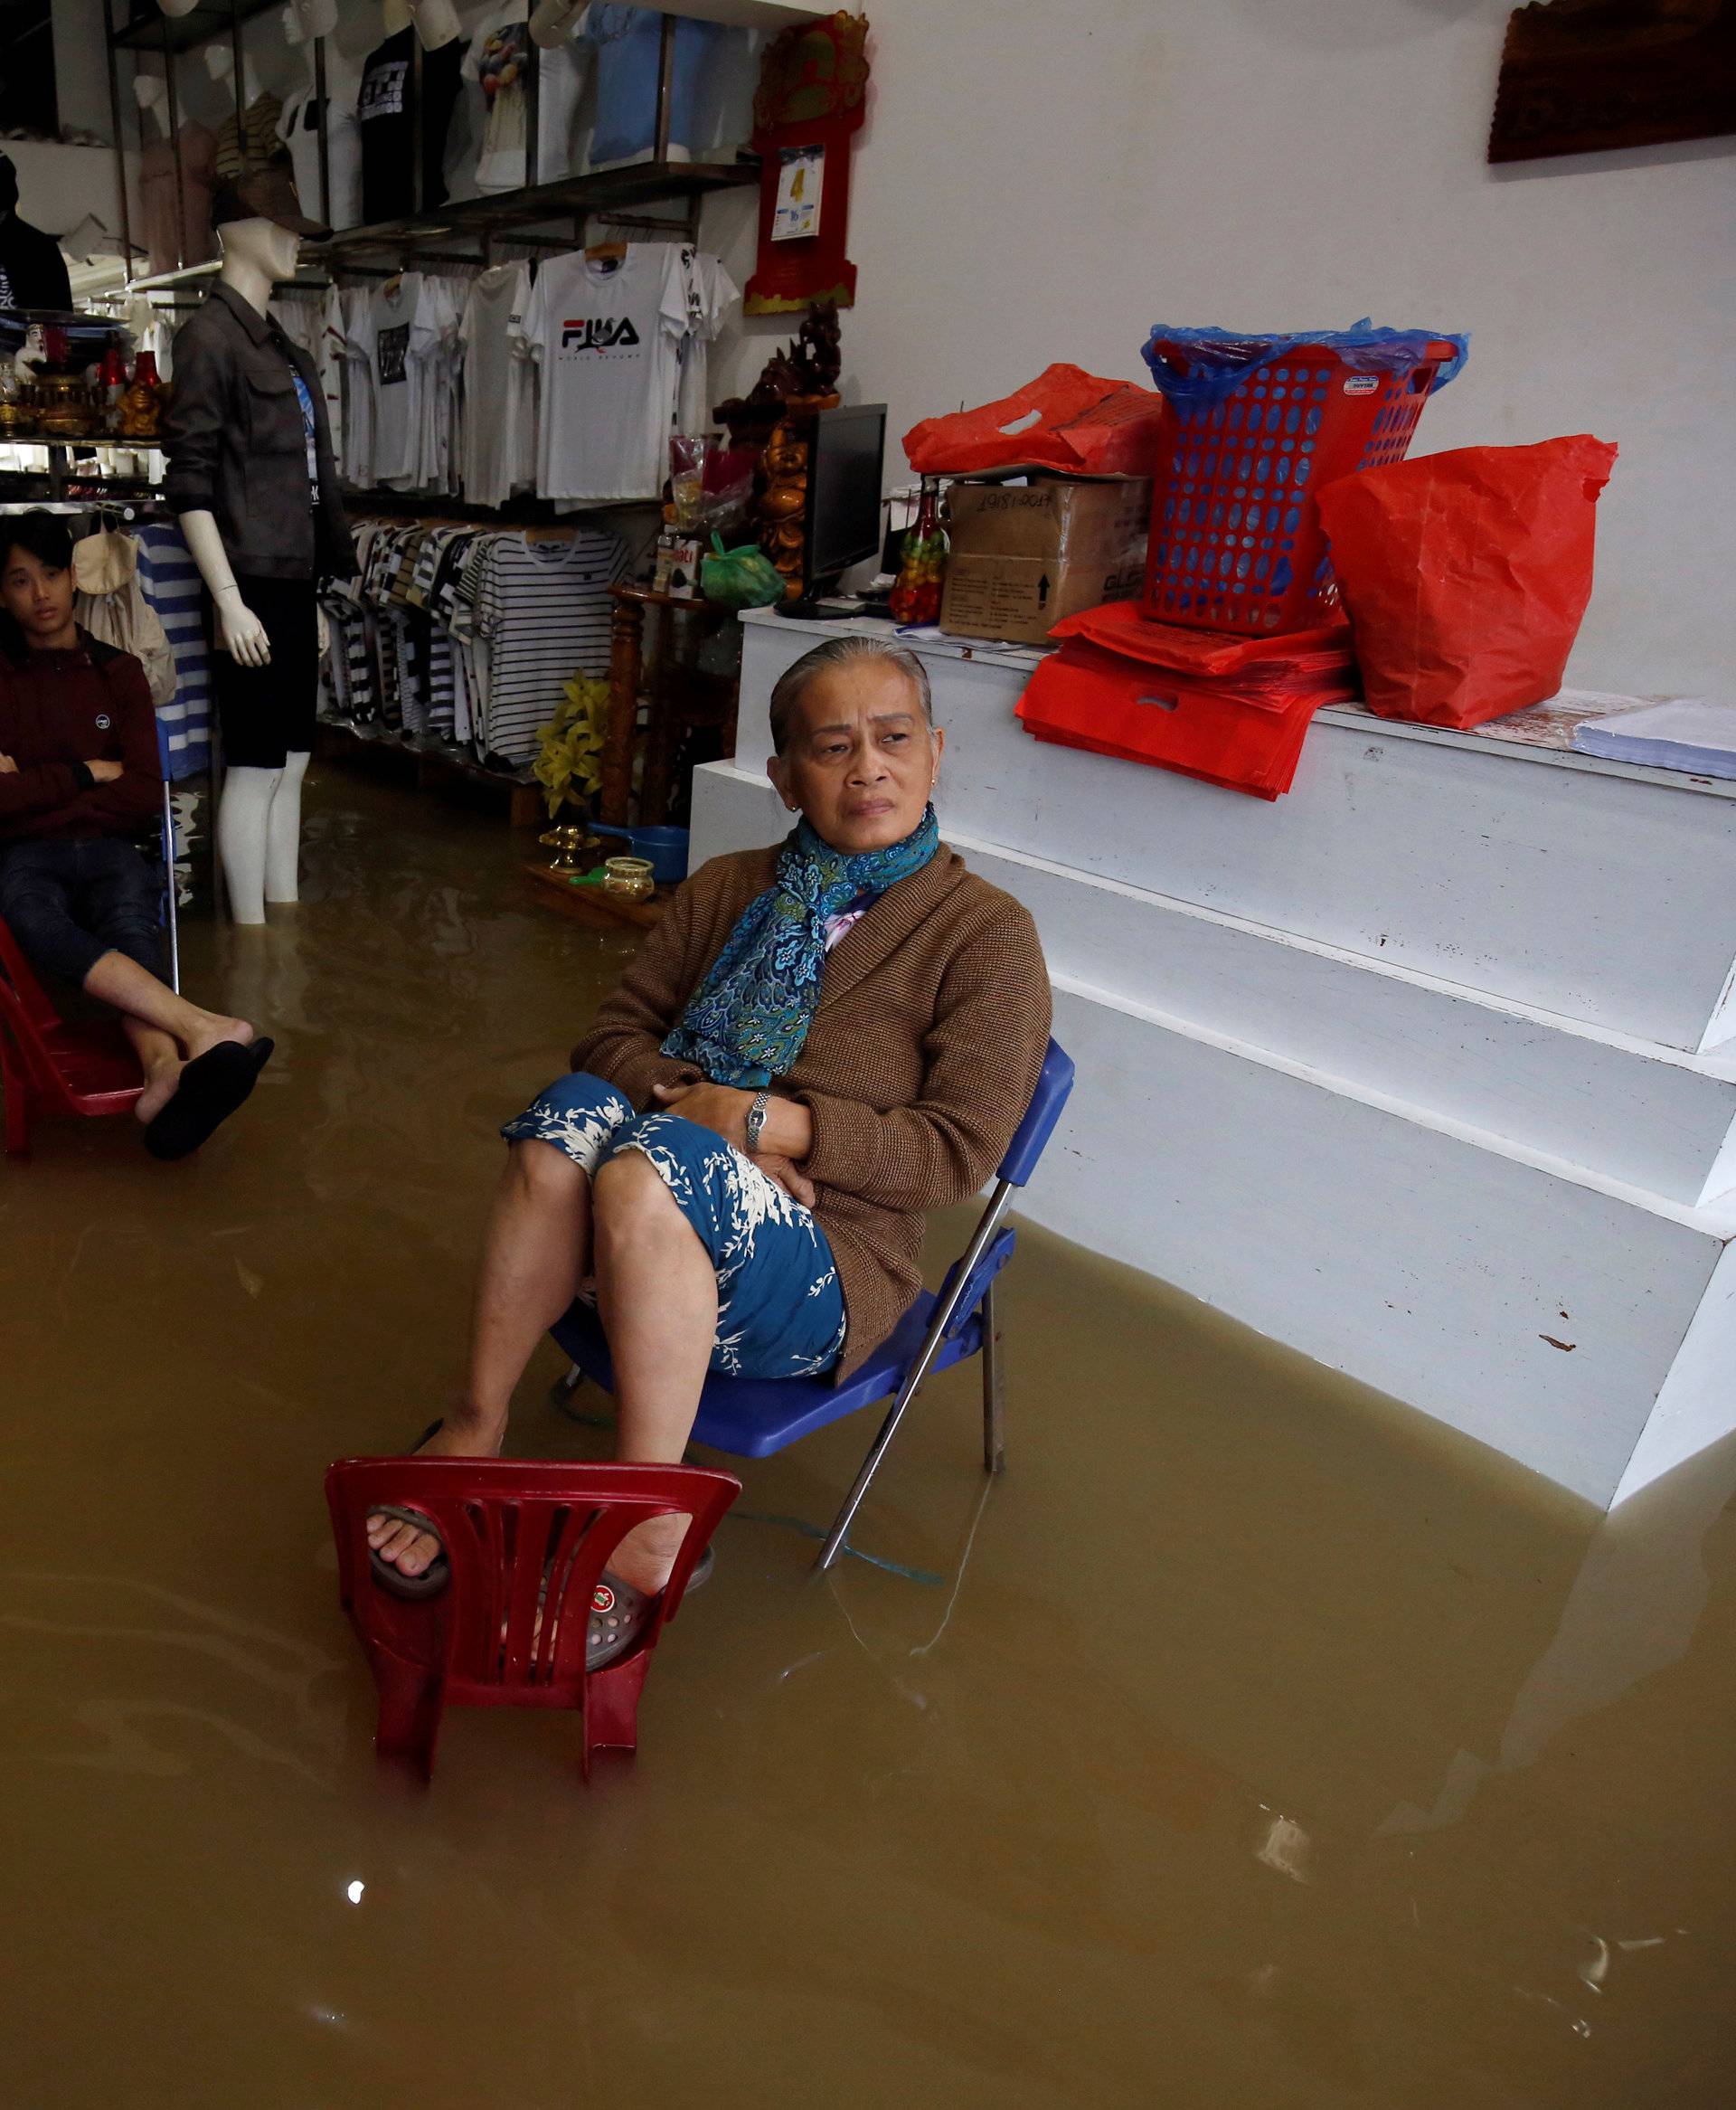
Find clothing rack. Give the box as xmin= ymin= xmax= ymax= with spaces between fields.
xmin=101 ymin=3 xmax=760 ymax=303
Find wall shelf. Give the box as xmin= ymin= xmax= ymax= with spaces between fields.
xmin=108 ymin=0 xmax=282 ymax=54
xmin=319 ymin=159 xmax=760 ymax=263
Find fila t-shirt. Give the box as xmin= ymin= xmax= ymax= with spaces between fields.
xmin=517 ymin=246 xmax=688 ymax=503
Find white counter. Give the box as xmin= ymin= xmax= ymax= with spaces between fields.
xmin=692 ymin=610 xmax=1736 ymax=1512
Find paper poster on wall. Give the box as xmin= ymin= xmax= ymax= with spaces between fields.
xmin=771 ymin=145 xmax=825 ymax=241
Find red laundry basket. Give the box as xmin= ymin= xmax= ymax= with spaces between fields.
xmin=1142 ymin=341 xmax=1459 ymax=635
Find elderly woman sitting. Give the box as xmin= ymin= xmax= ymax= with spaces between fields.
xmin=369 ymin=636 xmax=1052 ymax=1658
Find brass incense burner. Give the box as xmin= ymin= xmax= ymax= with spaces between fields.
xmin=539 ymin=823 xmax=599 ymax=872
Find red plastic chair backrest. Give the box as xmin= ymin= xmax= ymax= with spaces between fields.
xmin=325 ymin=1456 xmax=741 ymax=1702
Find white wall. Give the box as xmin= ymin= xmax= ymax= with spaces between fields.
xmin=707 ymin=0 xmax=1736 ymax=697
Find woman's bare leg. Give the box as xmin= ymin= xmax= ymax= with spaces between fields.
xmin=591 ymin=1149 xmax=718 ymax=1595
xmin=368 ymin=1138 xmax=594 ymax=1578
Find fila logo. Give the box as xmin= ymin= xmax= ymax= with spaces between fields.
xmin=561 ymin=317 xmax=641 ymax=352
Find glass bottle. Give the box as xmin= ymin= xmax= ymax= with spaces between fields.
xmin=889 ymin=480 xmax=948 ymax=627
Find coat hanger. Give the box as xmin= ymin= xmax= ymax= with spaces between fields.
xmin=584 ymin=239 xmax=627 ymax=264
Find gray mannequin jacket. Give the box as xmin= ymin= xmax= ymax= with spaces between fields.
xmin=162 ymin=280 xmax=355 ymax=583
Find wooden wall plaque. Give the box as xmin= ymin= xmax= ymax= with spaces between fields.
xmin=1489 ymin=0 xmax=1736 ymax=163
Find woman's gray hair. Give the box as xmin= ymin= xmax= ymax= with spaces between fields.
xmin=767 ymin=635 xmax=934 ymax=755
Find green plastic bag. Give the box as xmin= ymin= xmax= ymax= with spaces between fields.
xmin=700 ymin=534 xmax=786 ymax=611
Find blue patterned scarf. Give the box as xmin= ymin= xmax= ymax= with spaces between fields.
xmin=662 ymin=806 xmax=940 ymax=1087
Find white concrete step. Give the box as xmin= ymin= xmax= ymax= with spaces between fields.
xmin=691 ymin=761 xmax=1736 ymax=1210
xmin=1042 ymin=978 xmax=1732 ymax=1513
xmin=690 ymin=757 xmax=1736 ymax=1511
xmin=736 ymin=609 xmax=1736 ymax=1054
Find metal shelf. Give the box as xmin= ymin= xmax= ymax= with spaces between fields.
xmin=319 ymin=159 xmax=760 ymax=262
xmin=108 ymin=0 xmax=280 ymax=54
xmin=121 ymin=162 xmax=760 ymax=296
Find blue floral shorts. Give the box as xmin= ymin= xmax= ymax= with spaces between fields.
xmin=501 ymin=1071 xmax=846 ymax=1381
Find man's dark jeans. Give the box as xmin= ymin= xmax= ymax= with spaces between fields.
xmin=0 ymin=837 xmax=162 ymax=989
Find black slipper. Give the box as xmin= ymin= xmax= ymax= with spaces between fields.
xmin=369 ymin=1419 xmax=451 ymax=1602
xmin=143 ymin=1037 xmax=274 ymax=1161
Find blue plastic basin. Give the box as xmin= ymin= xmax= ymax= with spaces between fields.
xmin=592 ymin=825 xmax=691 ymax=885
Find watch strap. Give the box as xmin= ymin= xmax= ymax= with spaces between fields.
xmin=744 ymin=1089 xmax=771 ymax=1153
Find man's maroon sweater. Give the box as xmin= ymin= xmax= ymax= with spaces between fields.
xmin=0 ymin=629 xmax=163 ymax=844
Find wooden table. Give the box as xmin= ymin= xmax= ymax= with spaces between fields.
xmin=600 ymin=584 xmax=739 ymax=826
xmin=522 ymin=860 xmax=670 ymax=935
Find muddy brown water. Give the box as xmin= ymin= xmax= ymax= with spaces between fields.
xmin=2 ymin=769 xmax=1732 ymax=2108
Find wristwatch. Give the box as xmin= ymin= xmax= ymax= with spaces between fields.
xmin=744 ymin=1089 xmax=771 ymax=1154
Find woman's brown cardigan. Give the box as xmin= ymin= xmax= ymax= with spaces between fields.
xmin=571 ymin=840 xmax=1052 ymax=1380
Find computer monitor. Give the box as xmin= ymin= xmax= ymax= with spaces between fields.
xmin=804 ymin=402 xmax=887 ymax=592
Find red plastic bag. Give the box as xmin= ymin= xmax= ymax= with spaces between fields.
xmin=1049 ymin=598 xmax=1357 ymax=709
xmin=1016 ymin=638 xmax=1326 ymax=800
xmin=1316 ymin=435 xmax=1618 ymax=729
xmin=903 ymin=364 xmax=1166 ymax=479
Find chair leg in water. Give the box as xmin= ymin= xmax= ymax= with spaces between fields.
xmin=981 ymin=1275 xmax=1006 ymax=1475
xmin=815 ymin=1187 xmax=1018 ymax=1573
xmin=372 ymin=1657 xmax=448 ymax=1775
xmin=582 ymin=1651 xmax=649 ymax=1774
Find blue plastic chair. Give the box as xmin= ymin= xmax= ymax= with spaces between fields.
xmin=550 ymin=1038 xmax=1075 ymax=1570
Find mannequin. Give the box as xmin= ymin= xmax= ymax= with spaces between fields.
xmin=281 ymin=0 xmax=339 ymax=37
xmin=205 ymin=42 xmax=264 ymax=106
xmin=528 ymin=0 xmax=585 ymax=46
xmin=161 ymin=163 xmax=353 ymax=924
xmin=383 ymin=0 xmax=464 ymax=49
xmin=133 ymin=75 xmax=169 ymax=137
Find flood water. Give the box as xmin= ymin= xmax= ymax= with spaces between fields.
xmin=3 ymin=767 xmax=1733 ymax=2107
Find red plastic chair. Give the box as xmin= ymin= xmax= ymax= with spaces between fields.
xmin=325 ymin=1455 xmax=741 ymax=1780
xmin=0 ymin=914 xmax=143 ymax=1158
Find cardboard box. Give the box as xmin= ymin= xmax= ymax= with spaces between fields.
xmin=939 ymin=475 xmax=1152 ymax=645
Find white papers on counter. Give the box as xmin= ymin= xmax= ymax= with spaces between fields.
xmin=1571 ymin=699 xmax=1736 ymax=779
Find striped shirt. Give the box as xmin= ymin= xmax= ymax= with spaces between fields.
xmin=466 ymin=530 xmax=625 ymax=765
xmin=135 ymin=523 xmax=211 ymax=780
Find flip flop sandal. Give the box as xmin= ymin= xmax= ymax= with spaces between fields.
xmin=143 ymin=1037 xmax=275 ymax=1161
xmin=368 ymin=1418 xmax=451 ymax=1602
xmin=585 ymin=1544 xmax=715 ymax=1670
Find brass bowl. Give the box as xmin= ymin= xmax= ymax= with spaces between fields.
xmin=602 ymin=856 xmax=655 ymax=902
xmin=33 ymin=374 xmax=98 ymax=439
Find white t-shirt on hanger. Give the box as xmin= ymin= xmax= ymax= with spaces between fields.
xmin=276 ymin=85 xmax=364 ymax=230
xmin=517 ymin=245 xmax=689 ymax=504
xmin=676 ymin=248 xmax=740 ymax=434
xmin=412 ymin=276 xmax=464 ymax=493
xmin=461 ymin=2 xmax=585 ymax=193
xmin=458 ymin=263 xmax=537 ymax=507
xmin=351 ymin=274 xmax=443 ymax=491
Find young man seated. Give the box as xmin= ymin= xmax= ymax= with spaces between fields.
xmin=0 ymin=511 xmax=272 ymax=1158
